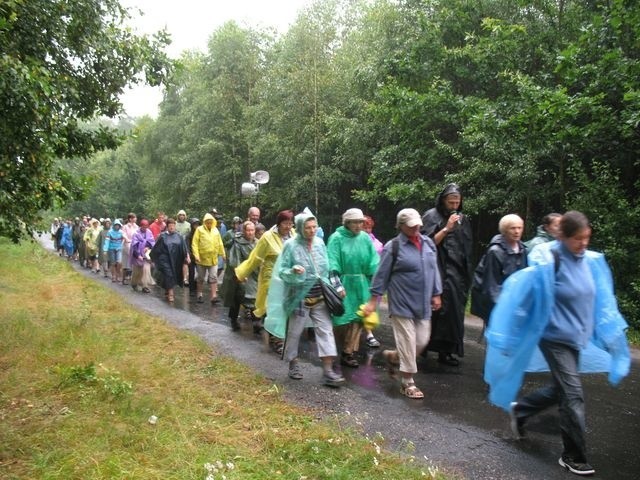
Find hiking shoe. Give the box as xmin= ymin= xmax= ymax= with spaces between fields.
xmin=509 ymin=402 xmax=525 ymax=439
xmin=323 ymin=370 xmax=345 ymax=388
xmin=197 ymin=295 xmax=204 ymax=304
xmin=366 ymin=336 xmax=380 ymax=348
xmin=288 ymin=363 xmax=303 ymax=380
xmin=340 ymin=352 xmax=359 ymax=368
xmin=558 ymin=457 xmax=595 ymax=476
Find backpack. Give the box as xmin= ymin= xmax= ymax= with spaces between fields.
xmin=471 ymin=244 xmax=559 ymax=323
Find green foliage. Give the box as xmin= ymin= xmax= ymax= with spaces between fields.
xmin=0 ymin=0 xmax=172 ymax=242
xmin=57 ymin=363 xmax=99 ymax=388
xmin=56 ymin=362 xmax=133 ymax=398
xmin=48 ymin=0 xmax=640 ymax=328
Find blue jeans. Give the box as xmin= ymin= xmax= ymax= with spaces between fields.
xmin=515 ymin=339 xmax=587 ymax=462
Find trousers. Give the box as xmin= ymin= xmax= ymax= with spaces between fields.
xmin=515 ymin=339 xmax=587 ymax=462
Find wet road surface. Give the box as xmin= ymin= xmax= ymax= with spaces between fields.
xmin=57 ymin=245 xmax=639 ymax=480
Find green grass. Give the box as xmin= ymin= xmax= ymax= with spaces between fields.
xmin=0 ymin=239 xmax=451 ymax=480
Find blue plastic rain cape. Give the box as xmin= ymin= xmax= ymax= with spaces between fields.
xmin=484 ymin=241 xmax=630 ymax=411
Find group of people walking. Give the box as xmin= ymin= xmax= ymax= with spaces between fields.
xmin=50 ymin=185 xmax=631 ymax=477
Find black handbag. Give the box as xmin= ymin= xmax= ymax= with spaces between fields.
xmin=320 ymin=280 xmax=345 ymax=316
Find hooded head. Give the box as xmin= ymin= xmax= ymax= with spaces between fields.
xmin=202 ymin=212 xmax=217 ymax=229
xmin=113 ymin=219 xmax=123 ymax=228
xmin=294 ymin=212 xmax=317 ymax=243
xmin=436 ymin=183 xmax=463 ymax=217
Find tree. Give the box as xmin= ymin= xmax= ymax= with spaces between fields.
xmin=0 ymin=0 xmax=171 ymax=242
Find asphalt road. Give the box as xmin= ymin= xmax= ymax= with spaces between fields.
xmin=44 ymin=238 xmax=639 ymax=480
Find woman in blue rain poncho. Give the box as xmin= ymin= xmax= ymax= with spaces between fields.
xmin=484 ymin=211 xmax=630 ymax=476
xmin=265 ymin=212 xmax=346 ymax=388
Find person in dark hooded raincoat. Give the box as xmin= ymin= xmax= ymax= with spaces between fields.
xmin=221 ymin=221 xmax=258 ymax=331
xmin=150 ymin=218 xmax=190 ymax=303
xmin=421 ymin=184 xmax=473 ymax=366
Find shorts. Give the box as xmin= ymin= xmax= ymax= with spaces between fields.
xmin=108 ymin=249 xmax=123 ymax=264
xmin=196 ymin=264 xmax=217 ymax=284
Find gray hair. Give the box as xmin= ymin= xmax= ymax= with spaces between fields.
xmin=498 ymin=214 xmax=523 ymax=235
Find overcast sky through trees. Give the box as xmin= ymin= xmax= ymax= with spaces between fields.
xmin=120 ymin=0 xmax=312 ymax=117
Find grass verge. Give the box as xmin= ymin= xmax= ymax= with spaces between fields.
xmin=0 ymin=239 xmax=450 ymax=480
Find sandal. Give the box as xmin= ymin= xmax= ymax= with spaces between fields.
xmin=382 ymin=349 xmax=399 ymax=376
xmin=400 ymin=381 xmax=424 ymax=399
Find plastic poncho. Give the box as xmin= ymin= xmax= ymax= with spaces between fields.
xmin=265 ymin=213 xmax=331 ymax=339
xmin=61 ymin=224 xmax=74 ymax=256
xmin=326 ymin=226 xmax=379 ymax=326
xmin=523 ymin=224 xmax=555 ymax=249
xmin=235 ymin=225 xmax=295 ymax=318
xmin=191 ymin=213 xmax=225 ymax=267
xmin=83 ymin=225 xmax=102 ymax=256
xmin=103 ymin=226 xmax=124 ymax=252
xmin=150 ymin=231 xmax=189 ymax=289
xmin=221 ymin=233 xmax=257 ymax=308
xmin=484 ymin=240 xmax=631 ymax=411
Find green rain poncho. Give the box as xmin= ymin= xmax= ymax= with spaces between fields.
xmin=265 ymin=212 xmax=333 ymax=339
xmin=326 ymin=226 xmax=379 ymax=326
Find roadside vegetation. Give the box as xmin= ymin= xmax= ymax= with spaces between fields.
xmin=0 ymin=239 xmax=450 ymax=480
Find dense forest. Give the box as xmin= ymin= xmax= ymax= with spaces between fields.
xmin=5 ymin=1 xmax=639 ymax=327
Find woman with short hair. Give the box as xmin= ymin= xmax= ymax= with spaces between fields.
xmin=471 ymin=213 xmax=527 ymax=326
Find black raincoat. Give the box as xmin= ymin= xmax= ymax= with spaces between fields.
xmin=150 ymin=231 xmax=189 ymax=290
xmin=421 ymin=184 xmax=473 ymax=357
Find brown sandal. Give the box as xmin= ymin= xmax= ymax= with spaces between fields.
xmin=400 ymin=382 xmax=424 ymax=399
